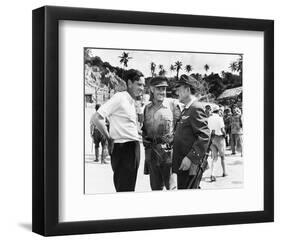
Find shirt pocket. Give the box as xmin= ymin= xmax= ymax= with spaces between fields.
xmin=158 ymin=114 xmax=173 ymax=136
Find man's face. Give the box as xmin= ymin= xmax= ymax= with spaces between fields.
xmin=176 ymin=85 xmax=190 ymax=103
xmin=151 ymin=86 xmax=166 ymax=102
xmin=128 ymin=77 xmax=145 ymax=99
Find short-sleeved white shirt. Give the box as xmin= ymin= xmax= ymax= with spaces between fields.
xmin=97 ymin=91 xmax=140 ymax=143
xmin=208 ymin=113 xmax=225 ymax=136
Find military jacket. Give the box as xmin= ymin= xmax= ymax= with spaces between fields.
xmin=142 ymin=98 xmax=180 ymax=167
xmin=172 ymin=101 xmax=210 ymax=174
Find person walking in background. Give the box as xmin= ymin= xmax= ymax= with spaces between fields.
xmin=223 ymin=107 xmax=232 ymax=147
xmin=142 ymin=76 xmax=181 ymax=190
xmin=231 ymin=107 xmax=243 ymax=156
xmin=91 ymin=69 xmax=145 ymax=192
xmin=172 ymin=74 xmax=210 ymax=189
xmin=218 ymin=105 xmax=224 ymax=117
xmin=90 ymin=104 xmax=108 ymax=164
xmin=205 ymin=104 xmax=212 ymax=118
xmin=207 ymin=106 xmax=227 ymax=182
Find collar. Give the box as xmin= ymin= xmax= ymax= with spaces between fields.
xmin=161 ymin=98 xmax=170 ymax=108
xmin=125 ymin=91 xmax=135 ymax=105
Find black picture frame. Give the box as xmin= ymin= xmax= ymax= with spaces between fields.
xmin=32 ymin=5 xmax=274 ymax=236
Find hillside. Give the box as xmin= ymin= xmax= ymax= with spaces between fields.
xmin=85 ymin=57 xmax=127 ymax=104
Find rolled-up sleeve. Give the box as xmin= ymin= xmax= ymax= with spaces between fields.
xmin=97 ymin=93 xmax=121 ymax=118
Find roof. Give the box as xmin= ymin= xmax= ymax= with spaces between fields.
xmin=217 ymin=86 xmax=242 ymax=100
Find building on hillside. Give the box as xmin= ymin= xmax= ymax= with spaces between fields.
xmin=85 ymin=86 xmax=95 ymax=104
xmin=85 ymin=85 xmax=114 ymax=106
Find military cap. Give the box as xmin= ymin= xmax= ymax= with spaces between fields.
xmin=175 ymin=74 xmax=198 ymax=88
xmin=150 ymin=76 xmax=169 ymax=87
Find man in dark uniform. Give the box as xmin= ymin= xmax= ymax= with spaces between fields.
xmin=172 ymin=74 xmax=210 ymax=189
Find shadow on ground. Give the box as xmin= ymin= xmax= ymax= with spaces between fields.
xmin=18 ymin=223 xmax=32 ymax=231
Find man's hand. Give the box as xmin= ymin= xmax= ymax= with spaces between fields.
xmin=108 ymin=138 xmax=114 ymax=155
xmin=142 ymin=136 xmax=152 ymax=148
xmin=179 ymin=156 xmax=192 ymax=171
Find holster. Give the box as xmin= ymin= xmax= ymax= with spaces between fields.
xmin=144 ymin=138 xmax=172 ymax=167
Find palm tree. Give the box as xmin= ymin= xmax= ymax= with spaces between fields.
xmin=185 ymin=64 xmax=193 ymax=74
xmin=118 ymin=52 xmax=132 ymax=68
xmin=229 ymin=62 xmax=238 ymax=72
xmin=229 ymin=55 xmax=243 ymax=78
xmin=204 ymin=64 xmax=210 ymax=73
xmin=158 ymin=64 xmax=164 ymax=75
xmin=237 ymin=55 xmax=243 ymax=77
xmin=118 ymin=52 xmax=132 ymax=80
xmin=159 ymin=68 xmax=167 ymax=76
xmin=170 ymin=64 xmax=175 ymax=75
xmin=174 ymin=61 xmax=183 ymax=80
xmin=150 ymin=62 xmax=156 ymax=77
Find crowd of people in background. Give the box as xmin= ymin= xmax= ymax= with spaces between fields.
xmin=89 ymin=71 xmax=243 ymax=192
xmin=204 ymin=104 xmax=243 ymax=182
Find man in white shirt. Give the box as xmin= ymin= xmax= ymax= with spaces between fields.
xmin=207 ymin=106 xmax=227 ymax=182
xmin=91 ymin=69 xmax=145 ymax=192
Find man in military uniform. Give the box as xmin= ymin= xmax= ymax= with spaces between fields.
xmin=172 ymin=74 xmax=210 ymax=189
xmin=142 ymin=76 xmax=181 ymax=190
xmin=230 ymin=107 xmax=243 ymax=156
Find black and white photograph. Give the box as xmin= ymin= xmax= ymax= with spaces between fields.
xmin=84 ymin=48 xmax=243 ymax=194
xmin=0 ymin=0 xmax=276 ymax=239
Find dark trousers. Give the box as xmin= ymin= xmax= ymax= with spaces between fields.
xmin=147 ymin=163 xmax=171 ymax=190
xmin=110 ymin=141 xmax=140 ymax=192
xmin=177 ymin=171 xmax=195 ymax=189
xmin=231 ymin=134 xmax=243 ymax=154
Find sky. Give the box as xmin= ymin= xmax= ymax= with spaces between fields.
xmin=86 ymin=47 xmax=241 ymax=78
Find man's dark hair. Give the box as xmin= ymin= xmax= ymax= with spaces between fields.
xmin=123 ymin=69 xmax=144 ymax=85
